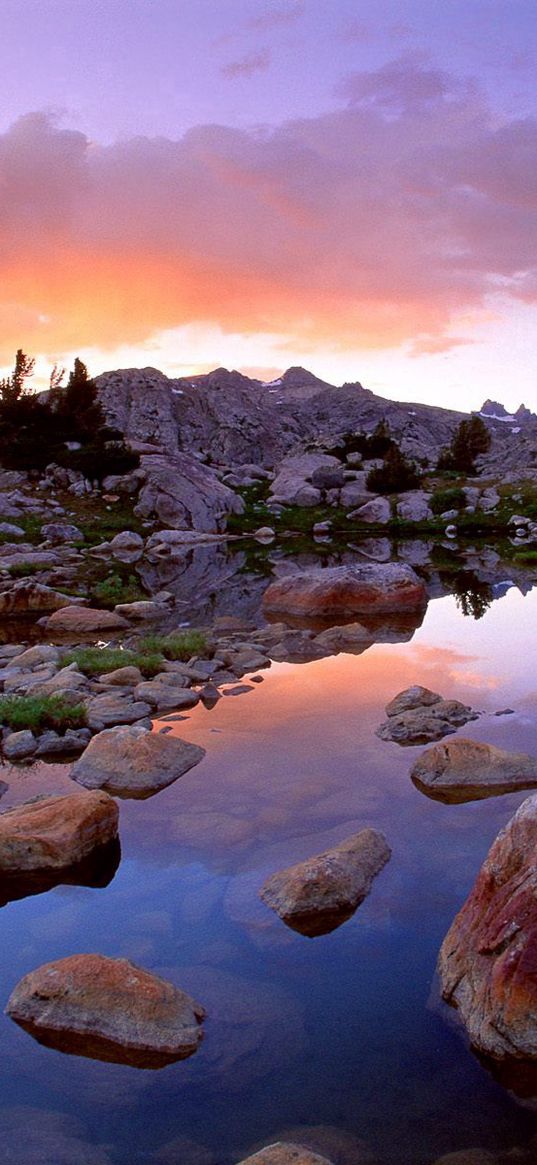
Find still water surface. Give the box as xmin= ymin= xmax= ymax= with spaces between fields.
xmin=2 ymin=585 xmax=537 ymax=1163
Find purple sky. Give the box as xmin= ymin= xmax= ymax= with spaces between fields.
xmin=2 ymin=0 xmax=537 ymax=408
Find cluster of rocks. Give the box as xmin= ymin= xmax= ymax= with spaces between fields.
xmin=376 ymin=685 xmax=479 ymax=746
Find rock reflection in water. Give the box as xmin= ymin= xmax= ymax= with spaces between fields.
xmin=0 ymin=837 xmax=121 ymax=907
xmin=12 ymin=1021 xmax=197 ymax=1069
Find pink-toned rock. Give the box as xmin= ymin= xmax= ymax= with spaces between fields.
xmin=0 ymin=581 xmax=83 ymax=615
xmin=5 ymin=954 xmax=205 ymax=1068
xmin=46 ymin=606 xmax=129 ymax=632
xmin=0 ymin=791 xmax=118 ymax=874
xmin=412 ymin=739 xmax=537 ymax=802
xmin=260 ymin=829 xmax=391 ymax=936
xmin=71 ymin=725 xmax=205 ymax=798
xmin=262 ymin=564 xmax=426 ymax=622
xmin=236 ymin=1145 xmax=333 ymax=1165
xmin=438 ymin=793 xmax=537 ymax=1060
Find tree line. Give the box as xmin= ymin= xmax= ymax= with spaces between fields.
xmin=0 ymin=351 xmax=137 ymax=479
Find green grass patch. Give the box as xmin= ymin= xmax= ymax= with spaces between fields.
xmin=7 ymin=561 xmax=45 ymax=578
xmin=137 ymin=630 xmax=208 ymax=661
xmin=0 ymin=693 xmax=87 ymax=733
xmin=91 ymin=572 xmax=146 ymax=608
xmin=512 ymin=548 xmax=537 ymax=563
xmin=63 ymin=646 xmax=164 ymax=678
xmin=0 ymin=514 xmax=42 ymax=545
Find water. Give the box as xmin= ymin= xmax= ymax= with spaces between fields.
xmin=2 ymin=579 xmax=537 ymax=1162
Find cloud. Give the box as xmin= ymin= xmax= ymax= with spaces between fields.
xmin=221 ymin=47 xmax=271 ymax=79
xmin=1 ymin=58 xmax=537 ymax=365
xmin=247 ymin=1 xmax=305 ymax=32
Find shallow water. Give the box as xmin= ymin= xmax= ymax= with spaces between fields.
xmin=2 ymin=583 xmax=537 ymax=1162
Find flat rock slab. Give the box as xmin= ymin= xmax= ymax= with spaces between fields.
xmin=411 ymin=738 xmax=537 ymax=802
xmin=5 ymin=954 xmax=205 ymax=1068
xmin=0 ymin=791 xmax=118 ymax=874
xmin=71 ymin=725 xmax=206 ymax=799
xmin=259 ymin=829 xmax=391 ymax=936
xmin=46 ymin=606 xmax=129 ymax=633
xmin=262 ymin=563 xmax=427 ymax=622
xmin=237 ymin=1145 xmax=333 ymax=1165
xmin=438 ymin=793 xmax=537 ymax=1065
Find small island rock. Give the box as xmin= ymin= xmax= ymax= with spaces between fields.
xmin=0 ymin=791 xmax=118 ymax=873
xmin=5 ymin=953 xmax=205 ymax=1068
xmin=260 ymin=829 xmax=390 ymax=936
xmin=411 ymin=738 xmax=537 ymax=802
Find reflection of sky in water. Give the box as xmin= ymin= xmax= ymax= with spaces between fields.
xmin=1 ymin=589 xmax=537 ymax=1162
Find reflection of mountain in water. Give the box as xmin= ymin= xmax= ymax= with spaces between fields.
xmin=136 ymin=537 xmax=534 ymax=629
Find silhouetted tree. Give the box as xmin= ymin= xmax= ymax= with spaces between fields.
xmin=0 ymin=349 xmax=35 ymax=405
xmin=438 ymin=416 xmax=491 ymax=474
xmin=366 ymin=445 xmax=421 ymax=494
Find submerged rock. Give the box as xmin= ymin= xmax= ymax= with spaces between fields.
xmin=5 ymin=954 xmax=205 ymax=1068
xmin=71 ymin=725 xmax=206 ymax=798
xmin=411 ymin=739 xmax=537 ymax=802
xmin=262 ymin=563 xmax=427 ymax=623
xmin=438 ymin=793 xmax=537 ymax=1062
xmin=0 ymin=791 xmax=118 ymax=875
xmin=259 ymin=829 xmax=391 ymax=936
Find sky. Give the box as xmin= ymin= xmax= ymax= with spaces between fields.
xmin=1 ymin=0 xmax=537 ymax=411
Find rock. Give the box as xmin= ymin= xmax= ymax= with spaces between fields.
xmin=135 ymin=451 xmax=243 ymax=531
xmin=262 ymin=563 xmax=427 ymax=622
xmin=133 ymin=682 xmax=199 ymax=711
xmin=270 ymin=454 xmax=339 ymax=507
xmin=377 ymin=699 xmax=477 ymax=745
xmin=41 ymin=522 xmax=84 ymax=543
xmin=236 ymin=1144 xmax=334 ymax=1165
xmin=85 ymin=694 xmax=152 ymax=730
xmin=258 ymin=1126 xmax=375 ymax=1165
xmin=259 ymin=829 xmax=391 ymax=936
xmin=339 ymin=480 xmax=370 ymax=509
xmin=0 ymin=1106 xmax=113 ymax=1165
xmin=385 ymin=685 xmax=442 ymax=716
xmin=438 ymin=793 xmax=537 ymax=1062
xmin=71 ymin=725 xmax=205 ymax=798
xmin=411 ymin=738 xmax=537 ymax=802
xmin=310 ymin=466 xmax=345 ymax=490
xmin=46 ymin=606 xmax=129 ymax=633
xmin=396 ymin=490 xmax=433 ymax=521
xmin=431 ymin=1153 xmax=497 ymax=1165
xmin=35 ymin=728 xmax=92 ymax=756
xmin=312 ymin=622 xmax=373 ymax=654
xmin=109 ymin=530 xmax=144 ymax=553
xmin=2 ymin=730 xmax=37 ymax=759
xmin=253 ymin=526 xmax=275 ymax=540
xmin=0 ymin=791 xmax=118 ymax=873
xmin=0 ymin=522 xmax=25 ymax=537
xmin=347 ymin=498 xmax=391 ymax=524
xmin=13 ymin=644 xmax=60 ymax=669
xmin=97 ymin=665 xmax=143 ymax=685
xmin=0 ymin=581 xmax=81 ymax=615
xmin=477 ymin=488 xmax=500 ymax=512
xmin=5 ymin=954 xmax=205 ymax=1068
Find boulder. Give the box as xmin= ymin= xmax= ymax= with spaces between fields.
xmin=0 ymin=522 xmax=25 ymax=537
xmin=0 ymin=581 xmax=81 ymax=615
xmin=260 ymin=829 xmax=391 ymax=936
xmin=312 ymin=622 xmax=374 ymax=655
xmin=2 ymin=730 xmax=37 ymax=760
xmin=377 ymin=699 xmax=477 ymax=746
xmin=270 ymin=454 xmax=339 ymax=507
xmin=236 ymin=1144 xmax=333 ymax=1164
xmin=133 ymin=682 xmax=199 ymax=711
xmin=0 ymin=791 xmax=118 ymax=873
xmin=438 ymin=793 xmax=537 ymax=1061
xmin=13 ymin=644 xmax=60 ymax=669
xmin=347 ymin=498 xmax=391 ymax=524
xmin=262 ymin=563 xmax=427 ymax=622
xmin=385 ymin=685 xmax=442 ymax=716
xmin=109 ymin=530 xmax=144 ymax=553
xmin=411 ymin=739 xmax=537 ymax=802
xmin=46 ymin=606 xmax=129 ymax=633
xmin=86 ymin=694 xmax=152 ymax=730
xmin=114 ymin=600 xmax=166 ymax=621
xmin=5 ymin=954 xmax=205 ymax=1068
xmin=71 ymin=725 xmax=206 ymax=798
xmin=135 ymin=452 xmax=243 ymax=532
xmin=97 ymin=665 xmax=143 ymax=686
xmin=396 ymin=490 xmax=433 ymax=522
xmin=41 ymin=522 xmax=84 ymax=544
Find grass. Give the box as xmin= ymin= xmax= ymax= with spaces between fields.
xmin=0 ymin=514 xmax=42 ymax=545
xmin=137 ymin=630 xmax=208 ymax=661
xmin=0 ymin=694 xmax=87 ymax=733
xmin=63 ymin=646 xmax=164 ymax=677
xmin=512 ymin=548 xmax=537 ymax=563
xmin=91 ymin=572 xmax=146 ymax=608
xmin=7 ymin=562 xmax=45 ymax=578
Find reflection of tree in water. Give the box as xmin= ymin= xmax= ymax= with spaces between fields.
xmin=449 ymin=570 xmax=493 ymax=620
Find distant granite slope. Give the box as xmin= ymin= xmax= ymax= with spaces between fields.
xmin=95 ymin=364 xmax=537 ymax=478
